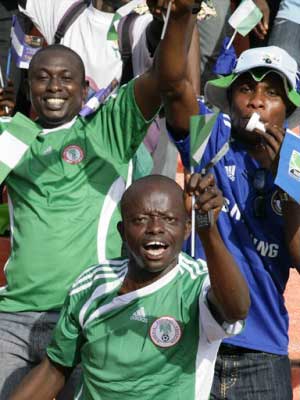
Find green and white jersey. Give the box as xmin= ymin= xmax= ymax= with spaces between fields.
xmin=47 ymin=252 xmax=244 ymax=400
xmin=0 ymin=80 xmax=155 ymax=312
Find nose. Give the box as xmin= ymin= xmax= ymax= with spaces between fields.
xmin=47 ymin=76 xmax=62 ymax=92
xmin=248 ymin=88 xmax=265 ymax=110
xmin=146 ymin=216 xmax=164 ymax=234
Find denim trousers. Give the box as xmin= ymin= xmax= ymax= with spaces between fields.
xmin=210 ymin=347 xmax=292 ymax=400
xmin=0 ymin=311 xmax=81 ymax=399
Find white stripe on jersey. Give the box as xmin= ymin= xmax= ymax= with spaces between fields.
xmin=70 ymin=266 xmax=127 ymax=297
xmin=71 ymin=260 xmax=128 ymax=291
xmin=74 ymin=384 xmax=83 ymax=400
xmin=79 ymin=276 xmax=126 ymax=327
xmin=223 ymin=120 xmax=231 ymax=128
xmin=96 ymin=176 xmax=126 ymax=262
xmin=180 ymin=253 xmax=207 ymax=275
xmin=83 ymin=263 xmax=181 ymax=329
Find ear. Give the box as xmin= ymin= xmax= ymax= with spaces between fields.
xmin=117 ymin=221 xmax=125 ymax=241
xmin=82 ymin=80 xmax=89 ymax=103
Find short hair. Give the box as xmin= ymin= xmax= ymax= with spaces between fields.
xmin=28 ymin=44 xmax=86 ymax=84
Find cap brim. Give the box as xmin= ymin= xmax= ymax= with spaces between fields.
xmin=205 ymin=69 xmax=300 ymax=114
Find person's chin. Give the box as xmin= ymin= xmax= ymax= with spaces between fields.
xmin=40 ymin=112 xmax=71 ymax=128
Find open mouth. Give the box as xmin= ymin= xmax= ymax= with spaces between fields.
xmin=44 ymin=98 xmax=67 ymax=110
xmin=143 ymin=241 xmax=169 ymax=258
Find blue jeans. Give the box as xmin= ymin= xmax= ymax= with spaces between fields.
xmin=0 ymin=311 xmax=81 ymax=399
xmin=210 ymin=345 xmax=292 ymax=400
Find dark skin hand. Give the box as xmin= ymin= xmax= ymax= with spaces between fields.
xmin=0 ymin=80 xmax=15 ymax=117
xmin=252 ymin=0 xmax=270 ymax=40
xmin=185 ymin=173 xmax=250 ymax=323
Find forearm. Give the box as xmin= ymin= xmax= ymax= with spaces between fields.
xmin=154 ymin=8 xmax=196 ymax=95
xmin=186 ymin=25 xmax=200 ymax=96
xmin=198 ymin=225 xmax=250 ymax=322
xmin=281 ymin=200 xmax=300 ymax=272
xmin=9 ymin=357 xmax=67 ymax=400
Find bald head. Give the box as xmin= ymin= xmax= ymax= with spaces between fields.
xmin=121 ymin=175 xmax=185 ymax=219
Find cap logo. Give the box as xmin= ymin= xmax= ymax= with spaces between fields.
xmin=149 ymin=316 xmax=182 ymax=348
xmin=62 ymin=145 xmax=84 ymax=164
xmin=261 ymin=53 xmax=281 ymax=66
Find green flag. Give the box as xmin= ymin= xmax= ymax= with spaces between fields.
xmin=189 ymin=113 xmax=218 ymax=168
xmin=228 ymin=0 xmax=263 ymax=37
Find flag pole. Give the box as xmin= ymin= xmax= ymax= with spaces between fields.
xmin=160 ymin=0 xmax=172 ymax=40
xmin=226 ymin=29 xmax=237 ymax=50
xmin=0 ymin=66 xmax=9 ymax=115
xmin=190 ymin=166 xmax=195 ymax=258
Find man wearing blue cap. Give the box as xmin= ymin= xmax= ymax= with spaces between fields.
xmin=171 ymin=45 xmax=300 ymax=399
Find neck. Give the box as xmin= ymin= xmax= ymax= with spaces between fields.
xmin=118 ymin=259 xmax=177 ymax=295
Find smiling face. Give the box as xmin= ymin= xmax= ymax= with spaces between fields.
xmin=28 ymin=47 xmax=88 ymax=128
xmin=229 ymin=71 xmax=289 ymax=146
xmin=118 ymin=177 xmax=190 ymax=277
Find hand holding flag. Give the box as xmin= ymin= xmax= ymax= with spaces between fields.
xmin=227 ymin=0 xmax=263 ymax=50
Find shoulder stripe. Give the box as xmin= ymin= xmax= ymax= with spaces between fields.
xmin=71 ymin=259 xmax=128 ymax=290
xmin=79 ymin=274 xmax=126 ymax=327
xmin=70 ymin=266 xmax=127 ymax=296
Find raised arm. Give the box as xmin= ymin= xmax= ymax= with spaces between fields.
xmin=186 ymin=173 xmax=250 ymax=323
xmin=9 ymin=357 xmax=70 ymax=400
xmin=134 ymin=0 xmax=199 ymax=128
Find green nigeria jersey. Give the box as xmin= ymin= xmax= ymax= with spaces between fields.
xmin=47 ymin=252 xmax=243 ymax=400
xmin=0 ymin=80 xmax=156 ymax=312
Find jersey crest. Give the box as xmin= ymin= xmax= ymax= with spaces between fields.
xmin=62 ymin=145 xmax=84 ymax=164
xmin=149 ymin=316 xmax=182 ymax=348
xmin=271 ymin=190 xmax=283 ymax=216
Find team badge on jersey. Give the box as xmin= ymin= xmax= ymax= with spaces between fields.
xmin=150 ymin=316 xmax=182 ymax=348
xmin=271 ymin=190 xmax=283 ymax=216
xmin=62 ymin=145 xmax=84 ymax=164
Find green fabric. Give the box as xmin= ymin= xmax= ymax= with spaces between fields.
xmin=190 ymin=113 xmax=218 ymax=167
xmin=0 ymin=204 xmax=9 ymax=234
xmin=0 ymin=80 xmax=157 ymax=312
xmin=6 ymin=112 xmax=41 ymax=146
xmin=47 ymin=253 xmax=208 ymax=399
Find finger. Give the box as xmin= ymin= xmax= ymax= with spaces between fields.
xmin=257 ymin=21 xmax=267 ymax=35
xmin=261 ymin=8 xmax=270 ymax=30
xmin=194 ymin=186 xmax=223 ymax=211
xmin=188 ymin=173 xmax=215 ymax=195
xmin=252 ymin=26 xmax=265 ymax=40
xmin=185 ymin=172 xmax=201 ymax=193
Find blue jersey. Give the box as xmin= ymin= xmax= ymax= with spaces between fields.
xmin=172 ymin=109 xmax=292 ymax=355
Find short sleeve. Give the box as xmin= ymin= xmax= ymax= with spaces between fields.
xmin=199 ymin=276 xmax=244 ymax=343
xmin=85 ymin=79 xmax=160 ymax=163
xmin=46 ymin=295 xmax=83 ymax=368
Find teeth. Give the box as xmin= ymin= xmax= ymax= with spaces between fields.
xmin=147 ymin=241 xmax=165 ymax=246
xmin=46 ymin=98 xmax=65 ymax=105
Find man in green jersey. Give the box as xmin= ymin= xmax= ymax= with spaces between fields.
xmin=0 ymin=0 xmax=203 ymax=398
xmin=10 ymin=174 xmax=250 ymax=400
